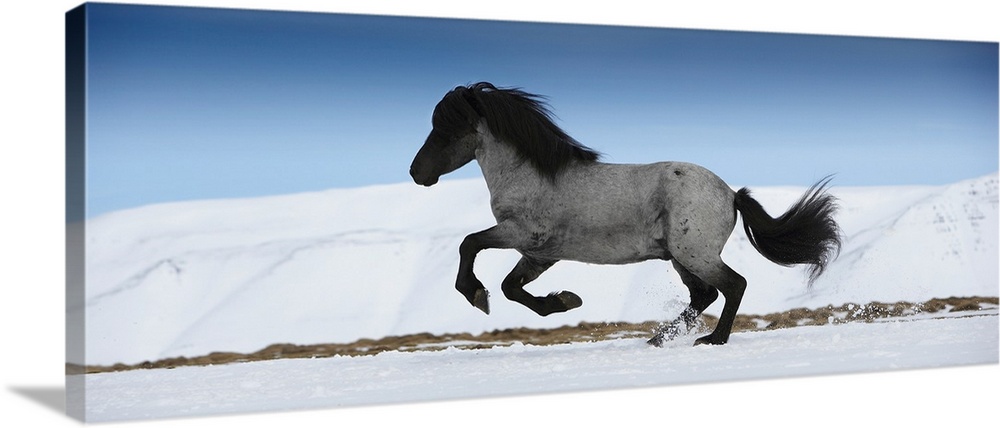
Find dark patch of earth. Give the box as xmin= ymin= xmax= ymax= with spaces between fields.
xmin=71 ymin=296 xmax=998 ymax=375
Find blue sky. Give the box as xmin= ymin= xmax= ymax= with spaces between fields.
xmin=82 ymin=4 xmax=998 ymax=218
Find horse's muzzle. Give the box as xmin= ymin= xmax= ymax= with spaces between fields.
xmin=409 ymin=164 xmax=439 ymax=187
xmin=414 ymin=176 xmax=439 ymax=187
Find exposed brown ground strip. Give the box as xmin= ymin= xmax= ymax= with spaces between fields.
xmin=71 ymin=296 xmax=997 ymax=375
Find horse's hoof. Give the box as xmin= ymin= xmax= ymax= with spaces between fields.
xmin=553 ymin=291 xmax=583 ymax=311
xmin=647 ymin=333 xmax=666 ymax=348
xmin=694 ymin=334 xmax=726 ymax=346
xmin=471 ymin=289 xmax=490 ymax=315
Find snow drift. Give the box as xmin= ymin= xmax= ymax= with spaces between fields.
xmin=74 ymin=174 xmax=999 ymax=366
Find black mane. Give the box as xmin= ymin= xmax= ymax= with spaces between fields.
xmin=446 ymin=82 xmax=601 ymax=179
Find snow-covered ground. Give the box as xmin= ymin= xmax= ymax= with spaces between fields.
xmin=68 ymin=173 xmax=999 ymax=422
xmin=75 ymin=312 xmax=997 ymax=422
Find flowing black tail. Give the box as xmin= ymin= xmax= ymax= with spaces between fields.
xmin=734 ymin=177 xmax=843 ymax=283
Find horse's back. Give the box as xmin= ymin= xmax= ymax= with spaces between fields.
xmin=650 ymin=161 xmax=734 ymax=214
xmin=588 ymin=161 xmax=733 ymax=215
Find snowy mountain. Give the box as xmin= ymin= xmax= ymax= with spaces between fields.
xmin=73 ymin=174 xmax=999 ymax=366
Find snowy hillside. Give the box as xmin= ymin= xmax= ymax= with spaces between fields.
xmin=73 ymin=174 xmax=999 ymax=366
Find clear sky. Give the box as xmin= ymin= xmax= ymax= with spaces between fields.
xmin=82 ymin=3 xmax=998 ymax=218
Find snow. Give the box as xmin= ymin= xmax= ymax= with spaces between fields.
xmin=68 ymin=173 xmax=999 ymax=422
xmin=76 ymin=314 xmax=997 ymax=422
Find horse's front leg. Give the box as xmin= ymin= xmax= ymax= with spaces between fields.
xmin=456 ymin=225 xmax=520 ymax=314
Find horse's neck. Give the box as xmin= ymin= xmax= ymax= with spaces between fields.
xmin=474 ymin=132 xmax=545 ymax=198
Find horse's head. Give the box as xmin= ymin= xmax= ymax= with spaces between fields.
xmin=411 ymin=82 xmax=600 ymax=186
xmin=409 ymin=86 xmax=483 ymax=187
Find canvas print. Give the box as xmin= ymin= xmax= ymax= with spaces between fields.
xmin=65 ymin=3 xmax=999 ymax=423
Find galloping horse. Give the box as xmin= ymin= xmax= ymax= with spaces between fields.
xmin=409 ymin=82 xmax=842 ymax=346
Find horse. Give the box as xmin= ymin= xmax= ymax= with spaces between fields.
xmin=409 ymin=82 xmax=842 ymax=346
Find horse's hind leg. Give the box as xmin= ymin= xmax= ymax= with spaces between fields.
xmin=675 ymin=261 xmax=721 ymax=318
xmin=501 ymin=256 xmax=581 ymax=316
xmin=648 ymin=261 xmax=720 ymax=346
xmin=683 ymin=260 xmax=747 ymax=346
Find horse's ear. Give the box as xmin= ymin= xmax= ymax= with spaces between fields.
xmin=453 ymin=86 xmax=483 ymax=125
